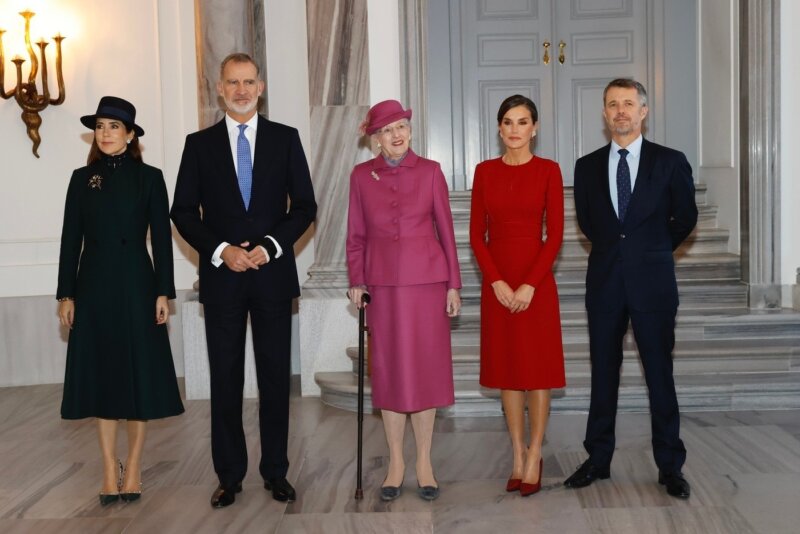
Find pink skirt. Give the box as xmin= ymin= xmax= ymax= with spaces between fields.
xmin=367 ymin=283 xmax=455 ymax=412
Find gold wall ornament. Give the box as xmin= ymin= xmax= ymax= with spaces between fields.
xmin=0 ymin=10 xmax=66 ymax=159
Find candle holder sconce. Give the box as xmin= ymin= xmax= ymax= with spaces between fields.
xmin=0 ymin=10 xmax=66 ymax=158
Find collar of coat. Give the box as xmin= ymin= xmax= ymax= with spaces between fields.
xmin=371 ymin=149 xmax=419 ymax=171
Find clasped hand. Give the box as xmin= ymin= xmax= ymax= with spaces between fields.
xmin=221 ymin=242 xmax=270 ymax=272
xmin=491 ymin=280 xmax=534 ymax=313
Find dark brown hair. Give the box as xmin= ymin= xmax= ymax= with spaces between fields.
xmin=497 ymin=94 xmax=538 ymax=124
xmin=603 ymin=78 xmax=648 ymax=106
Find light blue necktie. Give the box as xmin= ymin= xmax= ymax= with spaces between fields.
xmin=237 ymin=124 xmax=252 ymax=209
xmin=617 ymin=148 xmax=631 ymax=222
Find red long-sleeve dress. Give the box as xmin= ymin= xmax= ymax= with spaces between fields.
xmin=469 ymin=156 xmax=566 ymax=390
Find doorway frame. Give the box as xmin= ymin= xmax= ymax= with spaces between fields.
xmin=398 ymin=0 xmax=782 ymax=308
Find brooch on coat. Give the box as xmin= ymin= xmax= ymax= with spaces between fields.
xmin=370 ymin=171 xmax=380 ymax=181
xmin=88 ymin=174 xmax=103 ymax=190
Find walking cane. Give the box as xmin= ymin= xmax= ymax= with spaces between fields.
xmin=354 ymin=291 xmax=371 ymax=500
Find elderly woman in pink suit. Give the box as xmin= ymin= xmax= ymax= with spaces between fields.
xmin=347 ymin=100 xmax=462 ymax=502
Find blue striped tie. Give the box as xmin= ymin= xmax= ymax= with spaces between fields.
xmin=237 ymin=124 xmax=252 ymax=209
xmin=617 ymin=148 xmax=631 ymax=221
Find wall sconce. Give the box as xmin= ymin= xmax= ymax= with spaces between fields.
xmin=0 ymin=10 xmax=65 ymax=158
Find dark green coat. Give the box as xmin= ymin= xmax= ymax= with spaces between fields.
xmin=57 ymin=156 xmax=184 ymax=420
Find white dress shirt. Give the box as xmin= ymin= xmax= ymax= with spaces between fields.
xmin=608 ymin=134 xmax=643 ymax=218
xmin=211 ymin=113 xmax=283 ymax=267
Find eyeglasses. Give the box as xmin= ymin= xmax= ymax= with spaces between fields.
xmin=376 ymin=122 xmax=410 ymax=136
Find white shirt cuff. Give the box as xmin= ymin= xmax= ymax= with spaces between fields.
xmin=265 ymin=235 xmax=283 ymax=258
xmin=211 ymin=242 xmax=230 ymax=267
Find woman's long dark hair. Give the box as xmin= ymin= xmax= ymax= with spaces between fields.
xmin=87 ymin=124 xmax=143 ymax=165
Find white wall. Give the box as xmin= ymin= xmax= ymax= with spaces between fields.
xmin=696 ymin=0 xmax=739 ymax=255
xmin=781 ymin=1 xmax=800 ymax=303
xmin=0 ymin=0 xmax=198 ymax=297
xmin=367 ymin=0 xmax=402 ymax=103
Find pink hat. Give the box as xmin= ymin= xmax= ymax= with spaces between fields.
xmin=360 ymin=100 xmax=412 ymax=135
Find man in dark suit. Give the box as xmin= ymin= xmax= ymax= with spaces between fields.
xmin=564 ymin=79 xmax=697 ymax=499
xmin=171 ymin=53 xmax=316 ymax=508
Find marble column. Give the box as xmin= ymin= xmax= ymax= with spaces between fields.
xmin=195 ymin=0 xmax=267 ymax=128
xmin=304 ymin=0 xmax=371 ymax=284
xmin=299 ymin=0 xmax=372 ymax=395
xmin=740 ymin=0 xmax=782 ymax=308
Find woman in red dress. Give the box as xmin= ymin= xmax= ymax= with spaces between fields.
xmin=469 ymin=94 xmax=565 ymax=496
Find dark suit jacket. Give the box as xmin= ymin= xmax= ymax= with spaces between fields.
xmin=171 ymin=115 xmax=317 ymax=304
xmin=573 ymin=138 xmax=697 ymax=312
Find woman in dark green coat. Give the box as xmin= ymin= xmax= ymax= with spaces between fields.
xmin=56 ymin=97 xmax=184 ymax=506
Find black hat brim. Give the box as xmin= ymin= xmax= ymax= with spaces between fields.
xmin=80 ymin=114 xmax=145 ymax=137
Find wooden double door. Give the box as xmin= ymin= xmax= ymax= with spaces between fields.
xmin=426 ymin=0 xmax=654 ymax=187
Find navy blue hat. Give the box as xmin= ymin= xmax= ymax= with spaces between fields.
xmin=80 ymin=96 xmax=145 ymax=137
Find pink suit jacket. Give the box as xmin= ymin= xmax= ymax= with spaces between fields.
xmin=347 ymin=150 xmax=462 ymax=289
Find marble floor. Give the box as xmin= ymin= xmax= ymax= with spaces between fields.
xmin=1 ymin=382 xmax=799 ymax=533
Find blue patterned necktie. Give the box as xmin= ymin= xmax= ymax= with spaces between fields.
xmin=616 ymin=148 xmax=631 ymax=222
xmin=237 ymin=124 xmax=252 ymax=209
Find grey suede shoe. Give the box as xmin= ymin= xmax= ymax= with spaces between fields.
xmin=380 ymin=485 xmax=402 ymax=501
xmin=417 ymin=485 xmax=440 ymax=501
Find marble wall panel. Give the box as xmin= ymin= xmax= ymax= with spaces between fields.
xmin=195 ymin=0 xmax=268 ymax=128
xmin=300 ymin=1 xmax=372 ymax=395
xmin=306 ymin=0 xmax=370 ymax=106
xmin=307 ymin=105 xmax=373 ymax=275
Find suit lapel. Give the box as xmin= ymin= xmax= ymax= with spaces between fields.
xmin=249 ymin=116 xmax=271 ymax=211
xmin=596 ymin=144 xmax=617 ymax=221
xmin=624 ymin=138 xmax=657 ymax=228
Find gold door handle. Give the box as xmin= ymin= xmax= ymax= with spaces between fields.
xmin=558 ymin=40 xmax=566 ymax=64
xmin=542 ymin=40 xmax=551 ymax=65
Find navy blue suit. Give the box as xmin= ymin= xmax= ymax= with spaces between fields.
xmin=573 ymin=138 xmax=697 ymax=473
xmin=171 ymin=116 xmax=316 ymax=487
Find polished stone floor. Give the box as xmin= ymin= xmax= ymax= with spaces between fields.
xmin=1 ymin=381 xmax=798 ymax=533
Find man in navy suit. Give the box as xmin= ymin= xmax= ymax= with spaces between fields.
xmin=564 ymin=79 xmax=697 ymax=498
xmin=171 ymin=53 xmax=316 ymax=508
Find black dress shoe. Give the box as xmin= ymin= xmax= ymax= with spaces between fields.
xmin=563 ymin=459 xmax=611 ymax=489
xmin=659 ymin=471 xmax=690 ymax=499
xmin=210 ymin=483 xmax=242 ymax=508
xmin=98 ymin=493 xmax=119 ymax=506
xmin=120 ymin=482 xmax=143 ymax=503
xmin=119 ymin=489 xmax=141 ymax=503
xmin=264 ymin=478 xmax=296 ymax=502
